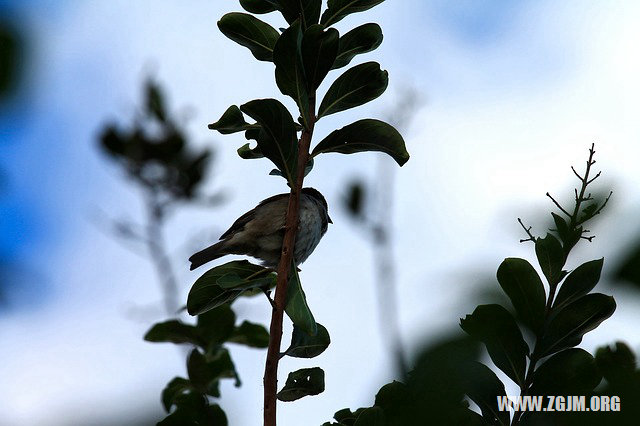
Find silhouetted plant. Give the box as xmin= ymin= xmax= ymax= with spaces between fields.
xmin=146 ymin=1 xmax=409 ymax=425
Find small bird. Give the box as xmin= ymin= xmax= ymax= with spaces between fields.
xmin=189 ymin=187 xmax=331 ymax=270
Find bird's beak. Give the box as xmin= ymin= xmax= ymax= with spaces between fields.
xmin=328 ymin=215 xmax=333 ymax=224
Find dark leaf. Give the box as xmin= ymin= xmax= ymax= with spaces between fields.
xmin=530 ymin=349 xmax=601 ymax=395
xmin=353 ymin=407 xmax=385 ymax=426
xmin=595 ymin=341 xmax=637 ymax=386
xmin=332 ymin=23 xmax=383 ymax=69
xmin=460 ymin=304 xmax=529 ymax=387
xmin=278 ymin=0 xmax=322 ymax=27
xmin=277 ymin=367 xmax=325 ymax=401
xmin=208 ymin=105 xmax=256 ymax=135
xmin=552 ymin=212 xmax=569 ymax=241
xmin=460 ymin=361 xmax=510 ymax=426
xmin=144 ymin=320 xmax=201 ymax=346
xmin=196 ymin=304 xmax=236 ymax=345
xmin=207 ymin=347 xmax=240 ymax=387
xmin=187 ymin=349 xmax=211 ymax=393
xmin=302 ymin=25 xmax=339 ymax=90
xmin=321 ymin=0 xmax=386 ymax=27
xmin=614 ymin=239 xmax=640 ymax=289
xmin=228 ymin=320 xmax=270 ymax=348
xmin=318 ymin=61 xmax=388 ymax=118
xmin=161 ymin=377 xmax=192 ymax=412
xmin=554 ymin=258 xmax=604 ymax=311
xmin=535 ymin=233 xmax=565 ymax=284
xmin=285 ymin=323 xmax=330 ymax=358
xmin=269 ymin=157 xmax=313 ymax=178
xmin=273 ymin=20 xmax=310 ymax=126
xmin=218 ymin=12 xmax=280 ymax=62
xmin=237 ymin=142 xmax=264 ymax=159
xmin=240 ymin=0 xmax=278 ymax=14
xmin=145 ymin=80 xmax=166 ymax=121
xmin=540 ymin=293 xmax=616 ymax=357
xmin=344 ymin=180 xmax=365 ymax=217
xmin=187 ymin=260 xmax=275 ymax=315
xmin=284 ymin=261 xmax=317 ymax=336
xmin=240 ymin=98 xmax=298 ymax=185
xmin=312 ymin=119 xmax=409 ymax=166
xmin=496 ymin=258 xmax=546 ymax=333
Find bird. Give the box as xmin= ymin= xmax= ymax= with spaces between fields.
xmin=189 ymin=187 xmax=331 ymax=270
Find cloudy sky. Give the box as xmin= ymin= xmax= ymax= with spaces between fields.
xmin=2 ymin=1 xmax=640 ymax=425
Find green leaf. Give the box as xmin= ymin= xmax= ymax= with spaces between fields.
xmin=554 ymin=258 xmax=604 ymax=311
xmin=460 ymin=362 xmax=510 ymax=426
xmin=460 ymin=304 xmax=529 ymax=387
xmin=161 ymin=377 xmax=192 ymax=412
xmin=332 ymin=23 xmax=383 ymax=69
xmin=240 ymin=98 xmax=299 ymax=185
xmin=496 ymin=258 xmax=546 ymax=333
xmin=187 ymin=349 xmax=212 ymax=393
xmin=312 ymin=119 xmax=409 ymax=166
xmin=273 ymin=20 xmax=310 ymax=127
xmin=207 ymin=347 xmax=240 ymax=387
xmin=144 ymin=320 xmax=200 ymax=346
xmin=237 ymin=142 xmax=264 ymax=159
xmin=228 ymin=321 xmax=270 ymax=348
xmin=535 ymin=233 xmax=565 ymax=284
xmin=196 ymin=304 xmax=236 ymax=345
xmin=285 ymin=261 xmax=318 ymax=336
xmin=278 ymin=0 xmax=322 ymax=27
xmin=540 ymin=293 xmax=616 ymax=357
xmin=530 ymin=348 xmax=601 ymax=395
xmin=302 ymin=25 xmax=339 ymax=90
xmin=318 ymin=61 xmax=388 ymax=118
xmin=277 ymin=367 xmax=325 ymax=401
xmin=321 ymin=0 xmax=386 ymax=27
xmin=217 ymin=13 xmax=279 ymax=62
xmin=187 ymin=260 xmax=275 ymax=315
xmin=145 ymin=80 xmax=166 ymax=122
xmin=208 ymin=105 xmax=257 ymax=135
xmin=354 ymin=407 xmax=385 ymax=426
xmin=285 ymin=323 xmax=330 ymax=358
xmin=240 ymin=0 xmax=278 ymax=14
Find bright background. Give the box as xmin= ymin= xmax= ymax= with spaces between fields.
xmin=1 ymin=1 xmax=640 ymax=425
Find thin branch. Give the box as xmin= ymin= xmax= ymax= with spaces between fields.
xmin=517 ymin=218 xmax=535 ymax=243
xmin=546 ymin=192 xmax=571 ymax=217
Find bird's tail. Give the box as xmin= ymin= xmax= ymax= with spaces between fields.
xmin=189 ymin=241 xmax=229 ymax=270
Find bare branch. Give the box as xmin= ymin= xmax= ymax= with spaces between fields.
xmin=546 ymin=192 xmax=572 ymax=217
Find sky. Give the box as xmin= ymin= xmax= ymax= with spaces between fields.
xmin=1 ymin=1 xmax=640 ymax=425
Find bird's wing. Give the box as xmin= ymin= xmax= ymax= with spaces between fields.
xmin=219 ymin=193 xmax=288 ymax=240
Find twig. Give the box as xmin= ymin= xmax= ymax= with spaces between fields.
xmin=517 ymin=218 xmax=535 ymax=243
xmin=546 ymin=192 xmax=571 ymax=217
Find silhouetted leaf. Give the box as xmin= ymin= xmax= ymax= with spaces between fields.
xmin=187 ymin=349 xmax=211 ymax=393
xmin=278 ymin=0 xmax=322 ymax=27
xmin=354 ymin=407 xmax=385 ymax=425
xmin=497 ymin=258 xmax=546 ymax=333
xmin=535 ymin=233 xmax=565 ymax=284
xmin=161 ymin=377 xmax=192 ymax=412
xmin=228 ymin=321 xmax=270 ymax=348
xmin=187 ymin=261 xmax=275 ymax=315
xmin=273 ymin=20 xmax=310 ymax=126
xmin=240 ymin=98 xmax=298 ymax=185
xmin=237 ymin=142 xmax=264 ymax=159
xmin=321 ymin=0 xmax=386 ymax=27
xmin=218 ymin=13 xmax=279 ymax=62
xmin=595 ymin=341 xmax=636 ymax=386
xmin=285 ymin=262 xmax=317 ymax=336
xmin=286 ymin=323 xmax=330 ymax=358
xmin=332 ymin=23 xmax=383 ymax=69
xmin=312 ymin=119 xmax=409 ymax=166
xmin=302 ymin=25 xmax=339 ymax=90
xmin=277 ymin=367 xmax=325 ymax=401
xmin=318 ymin=62 xmax=388 ymax=118
xmin=540 ymin=293 xmax=616 ymax=357
xmin=269 ymin=157 xmax=313 ymax=178
xmin=460 ymin=362 xmax=510 ymax=426
xmin=530 ymin=349 xmax=601 ymax=395
xmin=208 ymin=105 xmax=257 ymax=134
xmin=460 ymin=304 xmax=528 ymax=387
xmin=344 ymin=181 xmax=366 ymax=217
xmin=145 ymin=80 xmax=166 ymax=121
xmin=614 ymin=239 xmax=640 ymax=289
xmin=144 ymin=320 xmax=201 ymax=346
xmin=554 ymin=258 xmax=604 ymax=311
xmin=196 ymin=304 xmax=236 ymax=345
xmin=240 ymin=0 xmax=278 ymax=14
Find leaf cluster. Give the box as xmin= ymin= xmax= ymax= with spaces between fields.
xmin=145 ymin=302 xmax=270 ymax=425
xmin=99 ymin=79 xmax=211 ymax=202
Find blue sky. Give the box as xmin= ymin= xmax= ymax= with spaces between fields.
xmin=2 ymin=1 xmax=640 ymax=425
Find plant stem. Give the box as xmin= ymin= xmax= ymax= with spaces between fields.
xmin=263 ymin=97 xmax=316 ymax=426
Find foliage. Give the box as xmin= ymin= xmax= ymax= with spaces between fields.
xmin=147 ymin=0 xmax=408 ymax=424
